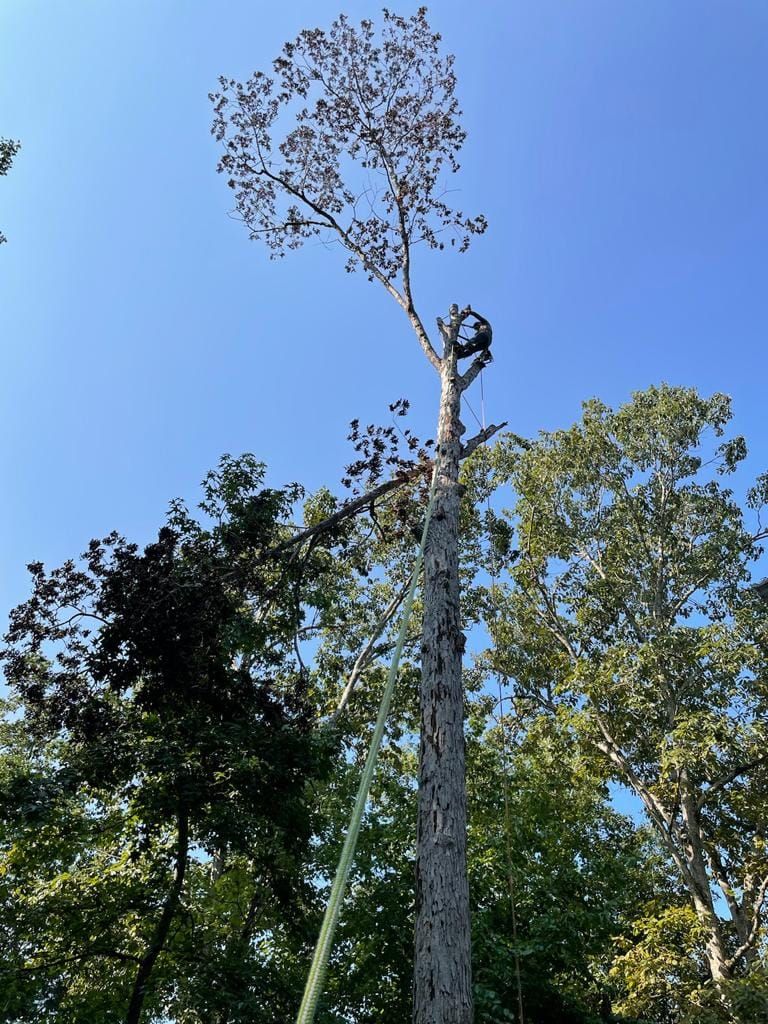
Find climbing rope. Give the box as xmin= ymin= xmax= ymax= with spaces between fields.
xmin=295 ymin=458 xmax=440 ymax=1024
xmin=480 ymin=369 xmax=526 ymax=1024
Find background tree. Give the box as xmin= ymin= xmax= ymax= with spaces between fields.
xmin=210 ymin=11 xmax=503 ymax=1022
xmin=2 ymin=432 xmax=724 ymax=1023
xmin=473 ymin=385 xmax=768 ymax=1020
xmin=296 ymin=651 xmax=667 ymax=1024
xmin=1 ymin=457 xmax=335 ymax=1023
xmin=466 ymin=707 xmax=665 ymax=1024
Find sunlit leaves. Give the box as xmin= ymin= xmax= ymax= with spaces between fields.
xmin=477 ymin=384 xmax=768 ymax=1016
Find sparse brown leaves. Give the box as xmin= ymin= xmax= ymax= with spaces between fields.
xmin=209 ymin=10 xmax=486 ymax=286
xmin=342 ymin=399 xmax=433 ymax=494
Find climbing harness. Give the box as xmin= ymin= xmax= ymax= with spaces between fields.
xmin=295 ymin=458 xmax=440 ymax=1024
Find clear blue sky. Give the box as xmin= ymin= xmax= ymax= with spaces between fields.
xmin=2 ymin=0 xmax=767 ymax=621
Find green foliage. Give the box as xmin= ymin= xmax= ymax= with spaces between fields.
xmin=473 ymin=384 xmax=768 ymax=1019
xmin=4 ymin=386 xmax=768 ymax=1022
xmin=609 ymin=905 xmax=709 ymax=1020
xmin=1 ymin=456 xmax=333 ymax=1022
xmin=468 ymin=713 xmax=664 ymax=1023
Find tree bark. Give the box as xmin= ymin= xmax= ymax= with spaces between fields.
xmin=413 ymin=315 xmax=473 ymax=1024
xmin=125 ymin=806 xmax=189 ymax=1024
xmin=679 ymin=780 xmax=733 ymax=986
xmin=596 ymin=730 xmax=736 ymax=989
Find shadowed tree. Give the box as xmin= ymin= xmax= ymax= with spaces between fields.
xmin=211 ymin=11 xmax=504 ymax=1023
xmin=1 ymin=457 xmax=334 ymax=1024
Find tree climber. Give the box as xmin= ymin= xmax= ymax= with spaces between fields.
xmin=456 ymin=310 xmax=493 ymax=362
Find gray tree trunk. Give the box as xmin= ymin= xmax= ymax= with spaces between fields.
xmin=679 ymin=781 xmax=733 ymax=986
xmin=413 ymin=319 xmax=473 ymax=1024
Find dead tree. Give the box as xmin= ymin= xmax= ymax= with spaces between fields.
xmin=211 ymin=13 xmax=503 ymax=1023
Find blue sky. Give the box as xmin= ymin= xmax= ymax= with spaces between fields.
xmin=2 ymin=0 xmax=767 ymax=622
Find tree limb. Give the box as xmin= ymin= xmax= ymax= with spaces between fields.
xmin=374 ymin=132 xmax=442 ymax=372
xmin=17 ymin=949 xmax=142 ymax=972
xmin=263 ymin=465 xmax=428 ymax=563
xmin=266 ymin=417 xmax=506 ymax=565
xmin=460 ymin=422 xmax=507 ymax=460
xmin=696 ymin=755 xmax=768 ymax=811
xmin=459 ymin=353 xmax=492 ymax=390
xmin=250 ymin=153 xmax=442 ymax=371
xmin=706 ymin=845 xmax=748 ymax=943
xmin=331 ymin=577 xmax=411 ymax=721
xmin=727 ymin=873 xmax=768 ymax=969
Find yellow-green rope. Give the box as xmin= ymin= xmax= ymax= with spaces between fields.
xmin=295 ymin=461 xmax=439 ymax=1024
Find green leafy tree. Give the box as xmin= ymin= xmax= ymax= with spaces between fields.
xmin=292 ymin=627 xmax=665 ymax=1024
xmin=1 ymin=457 xmax=333 ymax=1023
xmin=1 ymin=438 xmax=680 ymax=1023
xmin=466 ymin=703 xmax=669 ymax=1024
xmin=474 ymin=385 xmax=768 ymax=1019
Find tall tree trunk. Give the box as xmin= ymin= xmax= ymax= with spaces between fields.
xmin=125 ymin=806 xmax=189 ymax=1024
xmin=413 ymin=330 xmax=473 ymax=1024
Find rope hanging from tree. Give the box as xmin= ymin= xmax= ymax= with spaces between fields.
xmin=480 ymin=368 xmax=526 ymax=1024
xmin=296 ymin=373 xmax=522 ymax=1024
xmin=295 ymin=458 xmax=440 ymax=1024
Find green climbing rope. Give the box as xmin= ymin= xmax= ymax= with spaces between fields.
xmin=295 ymin=461 xmax=440 ymax=1024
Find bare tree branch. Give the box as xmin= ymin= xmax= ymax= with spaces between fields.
xmin=696 ymin=755 xmax=768 ymax=811
xmin=331 ymin=577 xmax=411 ymax=720
xmin=460 ymin=422 xmax=507 ymax=460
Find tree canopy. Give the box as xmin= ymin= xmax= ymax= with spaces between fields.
xmin=3 ymin=387 xmax=767 ymax=1022
xmin=468 ymin=384 xmax=768 ymax=1020
xmin=2 ymin=7 xmax=768 ymax=1024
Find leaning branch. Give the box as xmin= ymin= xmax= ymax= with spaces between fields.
xmin=696 ymin=755 xmax=768 ymax=811
xmin=331 ymin=577 xmax=411 ymax=721
xmin=727 ymin=873 xmax=768 ymax=970
xmin=250 ymin=152 xmax=442 ymax=371
xmin=706 ymin=845 xmax=747 ymax=937
xmin=459 ymin=353 xmax=492 ymax=390
xmin=406 ymin=305 xmax=443 ymax=373
xmin=374 ymin=134 xmax=442 ymax=374
xmin=265 ymin=419 xmax=507 ymax=566
xmin=262 ymin=465 xmax=428 ymax=563
xmin=461 ymin=422 xmax=508 ymax=460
